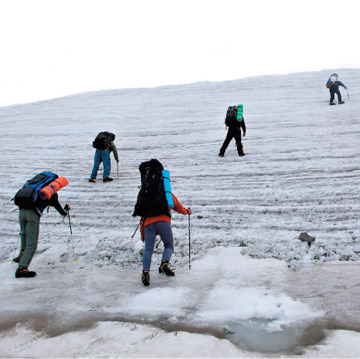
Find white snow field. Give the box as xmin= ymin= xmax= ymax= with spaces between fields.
xmin=0 ymin=69 xmax=360 ymax=357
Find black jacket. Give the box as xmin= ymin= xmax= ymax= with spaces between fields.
xmin=228 ymin=116 xmax=246 ymax=133
xmin=330 ymin=81 xmax=347 ymax=90
xmin=34 ymin=193 xmax=67 ymax=217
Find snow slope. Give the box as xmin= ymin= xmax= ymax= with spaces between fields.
xmin=0 ymin=69 xmax=360 ymax=357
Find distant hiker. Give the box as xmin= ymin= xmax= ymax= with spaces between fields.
xmin=13 ymin=172 xmax=70 ymax=278
xmin=219 ymin=104 xmax=246 ymax=157
xmin=326 ymin=73 xmax=347 ymax=105
xmin=89 ymin=131 xmax=119 ymax=183
xmin=132 ymin=159 xmax=192 ymax=286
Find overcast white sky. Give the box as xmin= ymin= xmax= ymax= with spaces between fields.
xmin=0 ymin=0 xmax=359 ymax=107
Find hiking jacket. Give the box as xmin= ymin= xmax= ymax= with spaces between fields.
xmin=229 ymin=117 xmax=246 ymax=133
xmin=139 ymin=194 xmax=188 ymax=240
xmin=332 ymin=81 xmax=347 ymax=89
xmin=328 ymin=81 xmax=347 ymax=90
xmin=33 ymin=193 xmax=67 ymax=217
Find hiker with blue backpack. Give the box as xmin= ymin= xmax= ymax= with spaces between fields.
xmin=326 ymin=73 xmax=348 ymax=105
xmin=13 ymin=172 xmax=70 ymax=278
xmin=219 ymin=104 xmax=246 ymax=157
xmin=132 ymin=159 xmax=192 ymax=287
xmin=89 ymin=131 xmax=119 ymax=183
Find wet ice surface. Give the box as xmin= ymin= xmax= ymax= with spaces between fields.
xmin=0 ymin=69 xmax=360 ymax=357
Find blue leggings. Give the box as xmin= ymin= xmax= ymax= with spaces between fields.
xmin=143 ymin=221 xmax=174 ymax=271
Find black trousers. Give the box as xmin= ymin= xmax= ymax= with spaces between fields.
xmin=219 ymin=127 xmax=244 ymax=156
xmin=330 ymin=86 xmax=342 ymax=103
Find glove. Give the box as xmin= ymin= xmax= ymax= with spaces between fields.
xmin=243 ymin=132 xmax=246 ymax=137
xmin=64 ymin=204 xmax=71 ymax=212
xmin=187 ymin=208 xmax=192 ymax=215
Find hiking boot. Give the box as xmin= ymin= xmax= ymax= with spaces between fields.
xmin=159 ymin=261 xmax=175 ymax=277
xmin=239 ymin=153 xmax=245 ymax=157
xmin=13 ymin=250 xmax=24 ymax=263
xmin=89 ymin=178 xmax=96 ymax=183
xmin=339 ymin=101 xmax=345 ymax=104
xmin=141 ymin=271 xmax=150 ymax=286
xmin=219 ymin=153 xmax=224 ymax=157
xmin=103 ymin=177 xmax=113 ymax=182
xmin=15 ymin=267 xmax=37 ymax=278
xmin=330 ymin=102 xmax=336 ymax=106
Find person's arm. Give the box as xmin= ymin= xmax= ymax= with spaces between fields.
xmin=110 ymin=143 xmax=119 ymax=162
xmin=172 ymin=194 xmax=191 ymax=215
xmin=49 ymin=195 xmax=68 ymax=216
xmin=241 ymin=117 xmax=246 ymax=136
xmin=336 ymin=81 xmax=347 ymax=89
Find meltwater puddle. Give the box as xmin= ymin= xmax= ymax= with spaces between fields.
xmin=224 ymin=318 xmax=326 ymax=353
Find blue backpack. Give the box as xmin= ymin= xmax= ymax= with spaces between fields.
xmin=14 ymin=171 xmax=58 ymax=209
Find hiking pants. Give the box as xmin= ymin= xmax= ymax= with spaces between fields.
xmin=330 ymin=85 xmax=342 ymax=104
xmin=90 ymin=149 xmax=111 ymax=179
xmin=143 ymin=221 xmax=174 ymax=271
xmin=18 ymin=209 xmax=40 ymax=269
xmin=219 ymin=127 xmax=244 ymax=156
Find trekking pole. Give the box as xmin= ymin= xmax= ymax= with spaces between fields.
xmin=131 ymin=222 xmax=140 ymax=238
xmin=12 ymin=238 xmax=20 ymax=263
xmin=347 ymin=89 xmax=350 ymax=101
xmin=156 ymin=237 xmax=162 ymax=248
xmin=65 ymin=204 xmax=72 ymax=235
xmin=188 ymin=212 xmax=191 ymax=270
xmin=64 ymin=204 xmax=78 ymax=260
xmin=117 ymin=162 xmax=120 ymax=179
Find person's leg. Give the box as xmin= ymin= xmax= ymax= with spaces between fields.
xmin=156 ymin=221 xmax=174 ymax=263
xmin=335 ymin=88 xmax=343 ymax=103
xmin=102 ymin=150 xmax=111 ymax=178
xmin=155 ymin=221 xmax=175 ymax=276
xmin=90 ymin=150 xmax=102 ymax=179
xmin=155 ymin=222 xmax=174 ymax=262
xmin=219 ymin=128 xmax=235 ymax=156
xmin=19 ymin=210 xmax=40 ymax=269
xmin=143 ymin=223 xmax=158 ymax=271
xmin=233 ymin=127 xmax=244 ymax=156
xmin=329 ymin=88 xmax=335 ymax=104
xmin=18 ymin=210 xmax=27 ymax=255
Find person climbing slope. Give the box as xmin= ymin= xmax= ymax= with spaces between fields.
xmin=219 ymin=104 xmax=246 ymax=157
xmin=326 ymin=73 xmax=347 ymax=105
xmin=89 ymin=131 xmax=119 ymax=182
xmin=132 ymin=159 xmax=191 ymax=286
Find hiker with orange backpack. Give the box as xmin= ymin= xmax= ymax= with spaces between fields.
xmin=13 ymin=172 xmax=70 ymax=278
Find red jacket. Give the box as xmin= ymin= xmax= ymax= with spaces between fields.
xmin=140 ymin=193 xmax=188 ymax=241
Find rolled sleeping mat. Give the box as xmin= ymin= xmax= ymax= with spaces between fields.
xmin=39 ymin=177 xmax=69 ymax=200
xmin=162 ymin=169 xmax=174 ymax=210
xmin=237 ymin=104 xmax=243 ymax=121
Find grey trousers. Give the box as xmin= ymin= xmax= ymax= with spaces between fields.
xmin=18 ymin=209 xmax=40 ymax=268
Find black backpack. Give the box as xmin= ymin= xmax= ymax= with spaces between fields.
xmin=225 ymin=106 xmax=238 ymax=127
xmin=14 ymin=171 xmax=58 ymax=209
xmin=92 ymin=132 xmax=115 ymax=150
xmin=132 ymin=159 xmax=170 ymax=218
